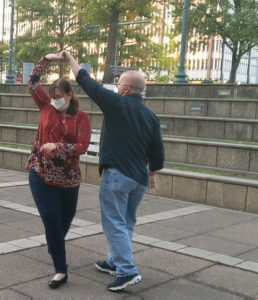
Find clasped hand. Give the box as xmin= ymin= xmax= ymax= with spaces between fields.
xmin=45 ymin=51 xmax=71 ymax=63
xmin=40 ymin=143 xmax=56 ymax=154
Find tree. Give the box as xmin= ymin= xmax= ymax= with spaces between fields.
xmin=15 ymin=0 xmax=87 ymax=79
xmin=76 ymin=0 xmax=169 ymax=83
xmin=0 ymin=41 xmax=9 ymax=83
xmin=171 ymin=0 xmax=258 ymax=83
xmin=153 ymin=31 xmax=180 ymax=82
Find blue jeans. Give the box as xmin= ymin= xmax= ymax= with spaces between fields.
xmin=99 ymin=168 xmax=147 ymax=277
xmin=29 ymin=169 xmax=79 ymax=273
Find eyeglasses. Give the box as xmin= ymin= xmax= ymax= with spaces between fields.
xmin=116 ymin=83 xmax=135 ymax=89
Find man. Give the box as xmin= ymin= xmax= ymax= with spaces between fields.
xmin=61 ymin=50 xmax=164 ymax=291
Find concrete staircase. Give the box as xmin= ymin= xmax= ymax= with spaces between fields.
xmin=1 ymin=84 xmax=258 ymax=213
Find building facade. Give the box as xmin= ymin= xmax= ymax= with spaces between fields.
xmin=1 ymin=0 xmax=258 ymax=83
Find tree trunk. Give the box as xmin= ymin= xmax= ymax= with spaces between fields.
xmin=102 ymin=4 xmax=119 ymax=83
xmin=59 ymin=12 xmax=65 ymax=78
xmin=228 ymin=50 xmax=241 ymax=83
xmin=206 ymin=36 xmax=214 ymax=80
xmin=59 ymin=64 xmax=64 ymax=78
xmin=246 ymin=49 xmax=251 ymax=84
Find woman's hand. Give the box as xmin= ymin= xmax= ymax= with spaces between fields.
xmin=45 ymin=53 xmax=64 ymax=62
xmin=40 ymin=143 xmax=57 ymax=154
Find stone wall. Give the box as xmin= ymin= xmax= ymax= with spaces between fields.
xmin=1 ymin=147 xmax=258 ymax=214
xmin=3 ymin=83 xmax=258 ymax=99
xmin=146 ymin=83 xmax=258 ymax=99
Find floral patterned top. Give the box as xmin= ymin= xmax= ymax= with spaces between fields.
xmin=26 ymin=56 xmax=91 ymax=187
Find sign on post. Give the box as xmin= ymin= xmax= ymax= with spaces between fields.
xmin=22 ymin=63 xmax=34 ymax=84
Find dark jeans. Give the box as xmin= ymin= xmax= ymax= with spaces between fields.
xmin=29 ymin=168 xmax=79 ymax=273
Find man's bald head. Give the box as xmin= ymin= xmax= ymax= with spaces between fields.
xmin=119 ymin=70 xmax=146 ymax=94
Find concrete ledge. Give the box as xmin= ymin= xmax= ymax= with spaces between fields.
xmin=3 ymin=94 xmax=258 ymax=120
xmin=2 ymin=123 xmax=258 ymax=173
xmin=146 ymin=83 xmax=258 ymax=99
xmin=3 ymin=112 xmax=258 ymax=143
xmin=144 ymin=97 xmax=258 ymax=119
xmin=164 ymin=137 xmax=258 ymax=173
xmin=2 ymin=147 xmax=258 ymax=213
xmin=2 ymin=83 xmax=258 ymax=99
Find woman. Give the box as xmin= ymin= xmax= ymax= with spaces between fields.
xmin=26 ymin=53 xmax=91 ymax=288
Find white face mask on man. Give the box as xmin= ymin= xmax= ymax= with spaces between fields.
xmin=50 ymin=97 xmax=69 ymax=111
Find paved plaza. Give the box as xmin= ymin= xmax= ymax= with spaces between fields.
xmin=1 ymin=169 xmax=258 ymax=299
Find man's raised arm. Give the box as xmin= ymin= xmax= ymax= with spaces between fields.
xmin=60 ymin=51 xmax=81 ymax=78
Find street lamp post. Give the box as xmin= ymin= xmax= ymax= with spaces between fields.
xmin=174 ymin=0 xmax=189 ymax=84
xmin=5 ymin=0 xmax=15 ymax=84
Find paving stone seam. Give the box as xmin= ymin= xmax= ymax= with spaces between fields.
xmin=0 ymin=181 xmax=29 ymax=188
xmin=204 ymin=230 xmax=258 ymax=247
xmin=3 ymin=201 xmax=258 ymax=275
xmin=1 ymin=273 xmax=53 ymax=292
xmin=8 ymin=287 xmax=33 ymax=299
xmin=69 ymin=267 xmax=175 ymax=295
xmin=0 ymin=200 xmax=213 ymax=223
xmin=132 ymin=236 xmax=258 ymax=274
xmin=185 ymin=275 xmax=253 ymax=299
xmin=2 ymin=223 xmax=258 ymax=276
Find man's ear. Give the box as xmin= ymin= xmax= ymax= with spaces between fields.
xmin=122 ymin=87 xmax=130 ymax=96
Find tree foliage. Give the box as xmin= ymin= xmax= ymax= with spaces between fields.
xmin=15 ymin=0 xmax=178 ymax=82
xmin=171 ymin=0 xmax=258 ymax=83
xmin=0 ymin=41 xmax=9 ymax=82
xmin=15 ymin=0 xmax=86 ymax=79
xmin=76 ymin=0 xmax=173 ymax=82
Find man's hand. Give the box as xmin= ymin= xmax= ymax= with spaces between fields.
xmin=40 ymin=143 xmax=57 ymax=154
xmin=59 ymin=50 xmax=81 ymax=78
xmin=147 ymin=173 xmax=156 ymax=194
xmin=45 ymin=53 xmax=64 ymax=62
xmin=60 ymin=50 xmax=72 ymax=62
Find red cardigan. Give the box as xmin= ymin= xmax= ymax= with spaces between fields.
xmin=26 ymin=56 xmax=91 ymax=187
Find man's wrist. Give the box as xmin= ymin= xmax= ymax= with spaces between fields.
xmin=149 ymin=171 xmax=155 ymax=176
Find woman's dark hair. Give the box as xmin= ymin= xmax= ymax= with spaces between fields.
xmin=49 ymin=79 xmax=79 ymax=115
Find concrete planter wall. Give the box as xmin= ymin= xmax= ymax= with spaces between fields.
xmin=1 ymin=147 xmax=258 ymax=214
xmin=0 ymin=94 xmax=100 ymax=112
xmin=3 ymin=107 xmax=258 ymax=142
xmin=164 ymin=138 xmax=258 ymax=173
xmin=2 ymin=83 xmax=258 ymax=99
xmin=0 ymin=84 xmax=85 ymax=95
xmin=146 ymin=83 xmax=258 ymax=99
xmin=3 ymin=94 xmax=258 ymax=120
xmin=2 ymin=124 xmax=258 ymax=174
xmin=144 ymin=98 xmax=258 ymax=119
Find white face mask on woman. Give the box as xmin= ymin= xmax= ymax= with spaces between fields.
xmin=50 ymin=97 xmax=69 ymax=111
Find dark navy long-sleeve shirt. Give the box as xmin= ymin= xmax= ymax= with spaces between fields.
xmin=77 ymin=69 xmax=164 ymax=186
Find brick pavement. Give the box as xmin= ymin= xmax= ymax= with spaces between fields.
xmin=0 ymin=168 xmax=258 ymax=299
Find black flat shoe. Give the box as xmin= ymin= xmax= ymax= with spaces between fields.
xmin=48 ymin=274 xmax=68 ymax=289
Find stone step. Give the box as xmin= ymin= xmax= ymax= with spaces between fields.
xmin=1 ymin=107 xmax=258 ymax=142
xmin=0 ymin=94 xmax=100 ymax=112
xmin=1 ymin=123 xmax=258 ymax=174
xmin=2 ymin=93 xmax=258 ymax=119
xmin=166 ymin=162 xmax=258 ymax=180
xmin=1 ymin=146 xmax=258 ymax=214
xmin=1 ymin=83 xmax=258 ymax=99
xmin=146 ymin=83 xmax=258 ymax=99
xmin=159 ymin=114 xmax=258 ymax=142
xmin=163 ymin=137 xmax=258 ymax=175
xmin=144 ymin=97 xmax=258 ymax=119
xmin=0 ymin=84 xmax=85 ymax=95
